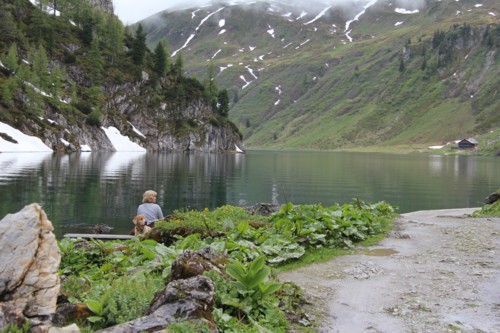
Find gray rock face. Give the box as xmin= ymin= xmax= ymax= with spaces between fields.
xmin=34 ymin=84 xmax=242 ymax=153
xmin=0 ymin=204 xmax=61 ymax=332
xmin=149 ymin=275 xmax=216 ymax=319
xmin=87 ymin=0 xmax=114 ymax=14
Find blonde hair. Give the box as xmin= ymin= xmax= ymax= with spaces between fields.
xmin=142 ymin=190 xmax=157 ymax=203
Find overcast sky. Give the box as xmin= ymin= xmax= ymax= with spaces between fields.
xmin=113 ymin=0 xmax=210 ymax=24
xmin=113 ymin=0 xmax=426 ymax=25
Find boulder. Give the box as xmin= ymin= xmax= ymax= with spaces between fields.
xmin=0 ymin=204 xmax=61 ymax=332
xmin=169 ymin=247 xmax=227 ymax=281
xmin=485 ymin=191 xmax=500 ymax=205
xmin=147 ymin=275 xmax=216 ymax=319
xmin=52 ymin=303 xmax=92 ymax=327
xmin=95 ymin=276 xmax=216 ymax=333
xmin=246 ymin=203 xmax=282 ymax=216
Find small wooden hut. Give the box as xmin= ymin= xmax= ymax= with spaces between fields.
xmin=457 ymin=138 xmax=479 ymax=149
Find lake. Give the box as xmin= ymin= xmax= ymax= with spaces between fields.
xmin=0 ymin=151 xmax=498 ymax=238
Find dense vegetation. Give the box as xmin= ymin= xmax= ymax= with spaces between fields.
xmin=472 ymin=190 xmax=500 ymax=217
xmin=58 ymin=200 xmax=396 ymax=332
xmin=0 ymin=0 xmax=232 ymax=136
xmin=143 ymin=1 xmax=500 ymax=151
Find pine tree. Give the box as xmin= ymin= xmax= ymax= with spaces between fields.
xmin=50 ymin=64 xmax=65 ymax=99
xmin=217 ymin=89 xmax=230 ymax=118
xmin=31 ymin=7 xmax=47 ymax=43
xmin=89 ymin=37 xmax=103 ymax=85
xmin=2 ymin=77 xmax=18 ymax=106
xmin=171 ymin=53 xmax=184 ymax=79
xmin=2 ymin=43 xmax=19 ymax=73
xmin=131 ymin=24 xmax=147 ymax=66
xmin=104 ymin=17 xmax=124 ymax=64
xmin=81 ymin=17 xmax=94 ymax=46
xmin=152 ymin=41 xmax=167 ymax=77
xmin=399 ymin=59 xmax=405 ymax=73
xmin=204 ymin=62 xmax=218 ymax=101
xmin=31 ymin=44 xmax=50 ymax=92
xmin=0 ymin=8 xmax=17 ymax=47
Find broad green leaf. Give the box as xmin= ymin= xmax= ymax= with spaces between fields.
xmin=248 ymin=256 xmax=266 ymax=272
xmin=226 ymin=261 xmax=247 ymax=283
xmin=259 ymin=281 xmax=281 ymax=296
xmin=246 ymin=267 xmax=270 ymax=289
xmin=85 ymin=300 xmax=103 ymax=316
xmin=140 ymin=246 xmax=155 ymax=260
xmin=87 ymin=316 xmax=104 ymax=323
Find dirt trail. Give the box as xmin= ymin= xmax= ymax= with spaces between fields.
xmin=279 ymin=208 xmax=500 ymax=333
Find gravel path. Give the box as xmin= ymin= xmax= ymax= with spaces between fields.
xmin=279 ymin=208 xmax=500 ymax=333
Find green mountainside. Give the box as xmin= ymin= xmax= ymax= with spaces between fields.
xmin=0 ymin=0 xmax=241 ymax=152
xmin=141 ymin=0 xmax=499 ymax=151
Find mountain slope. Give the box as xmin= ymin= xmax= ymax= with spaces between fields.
xmin=0 ymin=0 xmax=242 ymax=153
xmin=141 ymin=0 xmax=499 ymax=150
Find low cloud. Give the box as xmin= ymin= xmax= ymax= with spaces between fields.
xmin=394 ymin=0 xmax=426 ymax=10
xmin=115 ymin=0 xmax=428 ymax=24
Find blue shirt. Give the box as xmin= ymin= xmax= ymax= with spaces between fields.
xmin=137 ymin=203 xmax=164 ymax=225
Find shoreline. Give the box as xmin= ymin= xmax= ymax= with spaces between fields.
xmin=279 ymin=208 xmax=500 ymax=332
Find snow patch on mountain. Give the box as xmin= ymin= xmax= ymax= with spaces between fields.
xmin=267 ymin=26 xmax=275 ymax=38
xmin=245 ymin=65 xmax=258 ymax=79
xmin=211 ymin=49 xmax=222 ymax=59
xmin=173 ymin=7 xmax=224 ymax=56
xmin=345 ymin=0 xmax=378 ymax=42
xmin=395 ymin=8 xmax=419 ymax=14
xmin=240 ymin=75 xmax=252 ymax=89
xmin=297 ymin=10 xmax=307 ymax=20
xmin=172 ymin=34 xmax=195 ymax=57
xmin=304 ymin=6 xmax=331 ymax=25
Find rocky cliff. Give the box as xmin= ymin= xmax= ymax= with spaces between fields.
xmin=23 ymin=72 xmax=243 ymax=153
xmin=88 ymin=0 xmax=114 ymax=15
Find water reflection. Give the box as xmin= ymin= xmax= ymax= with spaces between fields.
xmin=102 ymin=152 xmax=147 ymax=179
xmin=0 ymin=151 xmax=498 ymax=238
xmin=428 ymin=155 xmax=444 ymax=175
xmin=0 ymin=152 xmax=53 ymax=184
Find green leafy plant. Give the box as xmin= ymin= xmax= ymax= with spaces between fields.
xmin=471 ymin=195 xmax=500 ymax=217
xmin=84 ymin=272 xmax=164 ymax=329
xmin=0 ymin=321 xmax=31 ymax=333
xmin=59 ymin=200 xmax=396 ymax=332
xmin=165 ymin=322 xmax=212 ymax=333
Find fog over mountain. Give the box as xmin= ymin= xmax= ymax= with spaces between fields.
xmin=114 ymin=0 xmax=428 ymax=24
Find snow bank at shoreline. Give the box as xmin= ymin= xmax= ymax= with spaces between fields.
xmin=0 ymin=121 xmax=147 ymax=153
xmin=0 ymin=122 xmax=53 ymax=152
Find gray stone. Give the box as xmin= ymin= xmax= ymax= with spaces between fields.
xmin=0 ymin=204 xmax=61 ymax=332
xmin=485 ymin=191 xmax=500 ymax=205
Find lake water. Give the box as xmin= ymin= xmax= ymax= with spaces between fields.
xmin=0 ymin=151 xmax=498 ymax=238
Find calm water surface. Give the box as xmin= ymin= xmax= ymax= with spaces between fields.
xmin=0 ymin=151 xmax=498 ymax=237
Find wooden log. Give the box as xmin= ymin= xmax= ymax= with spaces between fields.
xmin=63 ymin=233 xmax=135 ymax=240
